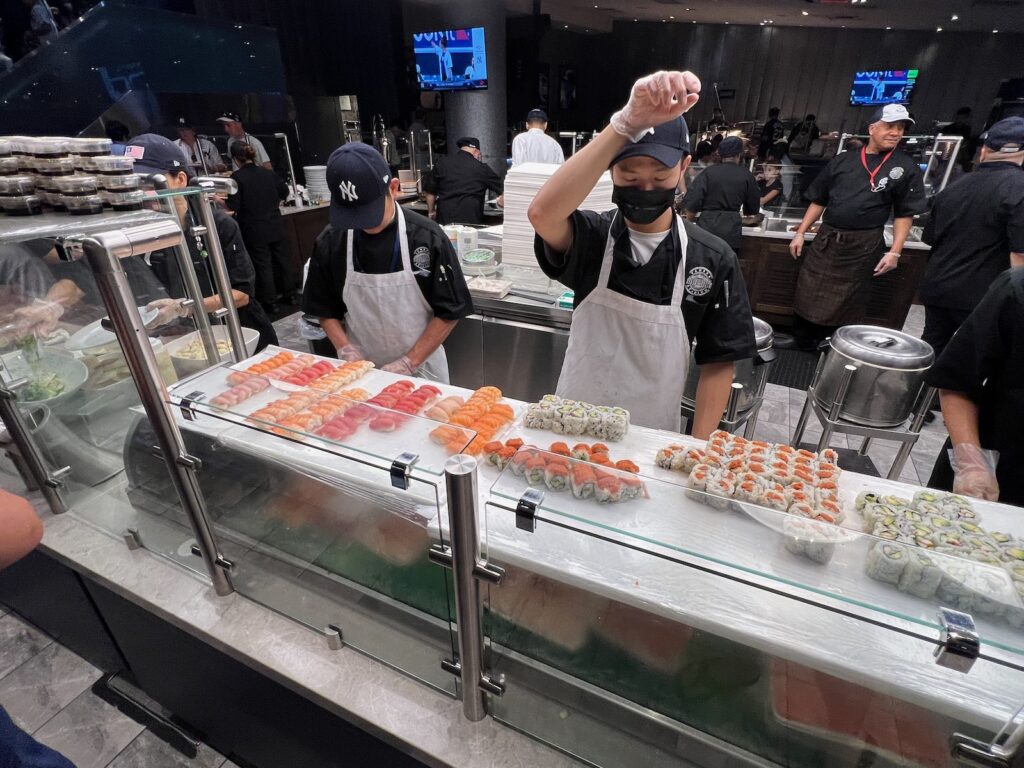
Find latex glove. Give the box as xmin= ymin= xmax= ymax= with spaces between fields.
xmin=950 ymin=443 xmax=999 ymax=502
xmin=610 ymin=70 xmax=701 ymax=142
xmin=12 ymin=299 xmax=64 ymax=338
xmin=381 ymin=356 xmax=416 ymax=376
xmin=336 ymin=343 xmax=364 ymax=362
xmin=145 ymin=298 xmax=189 ymax=328
xmin=873 ymin=251 xmax=901 ymax=276
xmin=789 ymin=232 xmax=805 ymax=259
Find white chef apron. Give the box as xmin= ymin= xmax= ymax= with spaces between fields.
xmin=343 ymin=205 xmax=449 ymax=383
xmin=555 ymin=212 xmax=690 ymax=431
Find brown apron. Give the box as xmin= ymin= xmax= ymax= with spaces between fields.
xmin=794 ymin=224 xmax=884 ymax=326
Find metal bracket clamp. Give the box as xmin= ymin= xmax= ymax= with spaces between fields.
xmin=428 ymin=545 xmax=504 ymax=585
xmin=934 ymin=608 xmax=980 ymax=673
xmin=45 ymin=465 xmax=71 ymax=489
xmin=516 ymin=488 xmax=544 ymax=533
xmin=211 ymin=307 xmax=230 ymax=319
xmin=390 ymin=452 xmax=419 ymax=490
xmin=188 ymin=225 xmax=209 ymax=238
xmin=325 ymin=624 xmax=344 ymax=651
xmin=439 ymin=658 xmax=506 ymax=697
xmin=428 ymin=543 xmax=453 ymax=568
xmin=122 ymin=528 xmax=142 ymax=550
xmin=950 ymin=735 xmax=1016 ymax=768
xmin=179 ymin=391 xmax=206 ymax=422
xmin=189 ymin=544 xmax=234 ymax=573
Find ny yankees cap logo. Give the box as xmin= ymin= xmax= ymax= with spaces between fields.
xmin=337 ymin=180 xmax=358 ymax=202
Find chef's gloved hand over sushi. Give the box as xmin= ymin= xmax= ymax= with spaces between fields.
xmin=301 ymin=143 xmax=474 ymax=385
xmin=950 ymin=443 xmax=999 ymax=501
xmin=145 ymin=297 xmax=190 ymax=329
xmin=336 ymin=343 xmax=364 ymax=362
xmin=528 ymin=70 xmax=756 ymax=436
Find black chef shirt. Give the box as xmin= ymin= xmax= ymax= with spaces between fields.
xmin=806 ymin=149 xmax=927 ymax=231
xmin=683 ymin=163 xmax=761 ymax=217
xmin=302 ymin=206 xmax=474 ymax=322
xmin=534 ymin=210 xmax=756 ymax=365
xmin=919 ymin=162 xmax=1024 ymax=311
xmin=423 ymin=150 xmax=503 ymax=225
xmin=228 ymin=163 xmax=289 ymax=243
xmin=757 ymin=175 xmax=784 ymax=208
xmin=148 ymin=206 xmax=277 ymax=350
xmin=925 ymin=268 xmax=1024 ymax=506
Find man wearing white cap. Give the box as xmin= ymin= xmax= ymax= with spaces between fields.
xmin=782 ymin=104 xmax=927 ymax=349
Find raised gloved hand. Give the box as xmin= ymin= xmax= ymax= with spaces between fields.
xmin=950 ymin=443 xmax=1000 ymax=502
xmin=336 ymin=343 xmax=364 ymax=362
xmin=610 ymin=70 xmax=702 ymax=142
xmin=381 ymin=356 xmax=416 ymax=376
xmin=12 ymin=299 xmax=65 ymax=338
xmin=145 ymin=298 xmax=189 ymax=328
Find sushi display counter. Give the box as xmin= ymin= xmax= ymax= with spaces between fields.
xmin=127 ymin=345 xmax=1024 ymax=768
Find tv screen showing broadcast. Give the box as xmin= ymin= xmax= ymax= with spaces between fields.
xmin=850 ymin=70 xmax=919 ymax=106
xmin=413 ymin=27 xmax=488 ymax=91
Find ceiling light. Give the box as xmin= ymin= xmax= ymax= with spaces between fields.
xmin=724 ymin=21 xmax=729 ymax=25
xmin=936 ymin=26 xmax=943 ymax=31
xmin=669 ymin=15 xmax=674 ymax=19
xmin=992 ymin=28 xmax=999 ymax=33
xmin=760 ymin=22 xmax=765 ymax=25
xmin=886 ymin=25 xmax=892 ymax=29
xmin=951 ymin=13 xmax=958 ymax=20
xmin=801 ymin=10 xmax=809 ymax=15
xmin=563 ymin=24 xmax=568 ymax=28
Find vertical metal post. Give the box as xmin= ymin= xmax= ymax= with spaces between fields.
xmin=273 ymin=132 xmax=298 ymax=196
xmin=723 ymin=383 xmax=744 ymax=425
xmin=80 ymin=232 xmax=233 ymax=596
xmin=444 ymin=454 xmax=487 ymax=722
xmin=792 ymin=352 xmax=829 ymax=445
xmin=858 ymin=437 xmax=873 ymax=456
xmin=0 ymin=389 xmax=67 ymax=513
xmin=189 ymin=179 xmax=246 ymax=363
xmin=743 ymin=361 xmax=773 ymax=439
xmin=887 ymin=386 xmax=935 ymax=480
xmin=147 ymin=175 xmax=221 ymax=369
xmin=818 ymin=364 xmax=857 ymax=453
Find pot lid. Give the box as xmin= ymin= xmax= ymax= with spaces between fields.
xmin=830 ymin=325 xmax=933 ymax=369
xmin=753 ymin=317 xmax=773 ymax=350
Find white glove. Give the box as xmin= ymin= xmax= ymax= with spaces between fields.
xmin=381 ymin=356 xmax=416 ymax=375
xmin=610 ymin=70 xmax=702 ymax=142
xmin=950 ymin=443 xmax=999 ymax=502
xmin=145 ymin=298 xmax=189 ymax=328
xmin=337 ymin=343 xmax=364 ymax=362
xmin=12 ymin=300 xmax=65 ymax=338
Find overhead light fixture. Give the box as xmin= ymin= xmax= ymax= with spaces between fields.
xmin=563 ymin=24 xmax=568 ymax=28
xmin=885 ymin=25 xmax=892 ymax=29
xmin=992 ymin=28 xmax=999 ymax=33
xmin=936 ymin=26 xmax=943 ymax=31
xmin=951 ymin=13 xmax=958 ymax=20
xmin=669 ymin=15 xmax=674 ymax=19
xmin=801 ymin=10 xmax=809 ymax=15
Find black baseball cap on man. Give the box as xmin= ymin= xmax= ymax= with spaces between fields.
xmin=123 ymin=133 xmax=193 ymax=178
xmin=527 ymin=108 xmax=548 ymax=122
xmin=981 ymin=116 xmax=1024 ymax=153
xmin=176 ymin=117 xmax=193 ymax=129
xmin=718 ymin=136 xmax=743 ymax=157
xmin=611 ymin=115 xmax=691 ymax=168
xmin=456 ymin=137 xmax=481 ymax=150
xmin=216 ymin=112 xmax=241 ymax=124
xmin=325 ymin=142 xmax=393 ymax=230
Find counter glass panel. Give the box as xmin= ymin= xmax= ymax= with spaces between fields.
xmin=481 ymin=448 xmax=1024 ymax=766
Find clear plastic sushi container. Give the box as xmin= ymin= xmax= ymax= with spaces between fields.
xmin=101 ymin=188 xmax=145 ymax=210
xmin=36 ymin=184 xmax=66 ymax=210
xmin=54 ymin=175 xmax=99 ymax=195
xmin=27 ymin=137 xmax=71 ymax=158
xmin=31 ymin=155 xmax=76 ymax=176
xmin=62 ymin=193 xmax=105 ymax=215
xmin=0 ymin=139 xmax=10 ymax=157
xmin=0 ymin=157 xmax=21 ymax=175
xmin=68 ymin=137 xmax=112 ymax=157
xmin=98 ymin=172 xmax=140 ymax=192
xmin=0 ymin=195 xmax=44 ymax=216
xmin=0 ymin=175 xmax=36 ymax=196
xmin=90 ymin=155 xmax=135 ymax=176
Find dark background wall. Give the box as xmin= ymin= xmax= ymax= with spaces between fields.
xmin=507 ymin=20 xmax=1024 ymax=136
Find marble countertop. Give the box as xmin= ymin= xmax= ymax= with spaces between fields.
xmin=26 ymin=496 xmax=581 ymax=768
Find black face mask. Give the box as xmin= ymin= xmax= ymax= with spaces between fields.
xmin=611 ymin=185 xmax=676 ymax=225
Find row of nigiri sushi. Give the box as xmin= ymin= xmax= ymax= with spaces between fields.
xmin=504 ymin=447 xmax=646 ymax=503
xmin=211 ymin=373 xmax=270 ymax=408
xmin=308 ymin=361 xmax=375 ymax=393
xmin=242 ymin=350 xmax=296 ymax=375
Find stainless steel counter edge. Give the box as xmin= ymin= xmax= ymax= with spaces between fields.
xmin=741 ymin=226 xmax=930 ymax=250
xmin=29 ymin=497 xmax=582 ymax=768
xmin=279 ymin=203 xmax=330 ymax=216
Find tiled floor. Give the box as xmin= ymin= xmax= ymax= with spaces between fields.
xmin=0 ymin=609 xmax=236 ymax=768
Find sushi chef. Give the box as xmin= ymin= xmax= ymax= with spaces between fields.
xmin=529 ymin=70 xmax=756 ymax=437
xmin=781 ymin=104 xmax=928 ymax=350
xmin=682 ymin=136 xmax=761 ymax=257
xmin=925 ymin=266 xmax=1024 ymax=506
xmin=301 ymin=142 xmax=474 ymax=383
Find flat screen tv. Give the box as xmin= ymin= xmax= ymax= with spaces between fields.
xmin=850 ymin=70 xmax=919 ymax=106
xmin=413 ymin=27 xmax=488 ymax=91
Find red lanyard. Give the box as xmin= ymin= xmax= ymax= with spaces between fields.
xmin=861 ymin=147 xmax=896 ymax=192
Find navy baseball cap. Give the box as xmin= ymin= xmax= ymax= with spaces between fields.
xmin=326 ymin=142 xmax=392 ymax=230
xmin=124 ymin=133 xmax=193 ymax=178
xmin=176 ymin=117 xmax=193 ymax=129
xmin=527 ymin=109 xmax=548 ymax=122
xmin=457 ymin=136 xmax=481 ymax=150
xmin=981 ymin=117 xmax=1024 ymax=153
xmin=216 ymin=112 xmax=241 ymax=123
xmin=718 ymin=136 xmax=743 ymax=157
xmin=611 ymin=115 xmax=691 ymax=168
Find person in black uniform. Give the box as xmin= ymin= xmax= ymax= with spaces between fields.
xmin=925 ymin=267 xmax=1024 ymax=506
xmin=919 ymin=117 xmax=1024 ymax=362
xmin=683 ymin=136 xmax=760 ymax=256
xmin=758 ymin=106 xmax=783 ymax=160
xmin=228 ymin=142 xmax=294 ymax=314
xmin=423 ymin=137 xmax=504 ymax=225
xmin=781 ymin=104 xmax=928 ymax=350
xmin=302 ymin=143 xmax=474 ymax=382
xmin=125 ymin=134 xmax=278 ymax=351
xmin=529 ymin=70 xmax=755 ymax=438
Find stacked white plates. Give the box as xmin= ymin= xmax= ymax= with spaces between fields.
xmin=500 ymin=162 xmax=615 ymax=267
xmin=303 ymin=165 xmax=330 ymax=202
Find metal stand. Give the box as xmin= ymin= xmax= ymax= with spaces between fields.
xmin=79 ymin=225 xmax=234 ymax=596
xmin=430 ymin=455 xmax=505 ymax=721
xmin=792 ymin=359 xmax=936 ymax=481
xmin=191 ymin=177 xmax=246 ymax=363
xmin=0 ymin=386 xmax=68 ymax=513
xmin=680 ymin=353 xmax=775 ymax=438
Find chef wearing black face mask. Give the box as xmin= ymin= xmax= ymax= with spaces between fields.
xmin=530 ymin=71 xmax=756 ymax=437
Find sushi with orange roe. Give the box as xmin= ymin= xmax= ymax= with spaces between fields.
xmin=550 ymin=441 xmax=571 ymax=456
xmin=614 ymin=459 xmax=640 ymax=474
xmin=571 ymin=443 xmax=591 ymax=461
xmin=525 ymin=455 xmax=548 ymax=485
xmin=620 ymin=475 xmax=644 ymax=500
xmin=509 ymin=449 xmax=534 ymax=477
xmin=544 ymin=461 xmax=570 ymax=492
xmin=595 ymin=476 xmax=623 ymax=503
xmin=590 ymin=443 xmax=610 ymax=455
xmin=505 ymin=437 xmax=525 ymax=450
xmin=495 ymin=445 xmax=517 ymax=471
xmin=545 ymin=454 xmax=570 ymax=468
xmin=570 ymin=464 xmax=598 ymax=499
xmin=591 ymin=453 xmax=613 ymax=466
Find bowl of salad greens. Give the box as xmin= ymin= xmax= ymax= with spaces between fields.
xmin=14 ymin=351 xmax=89 ymax=405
